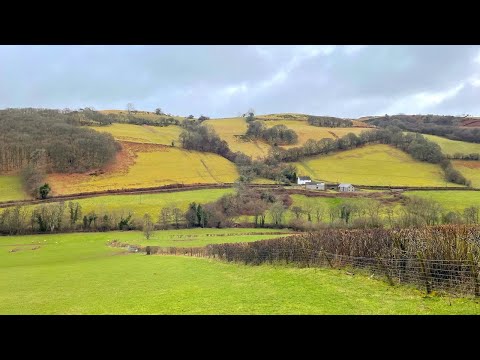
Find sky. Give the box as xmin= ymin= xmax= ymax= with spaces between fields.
xmin=1 ymin=45 xmax=480 ymax=118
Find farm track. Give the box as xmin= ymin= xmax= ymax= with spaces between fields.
xmin=0 ymin=183 xmax=476 ymax=209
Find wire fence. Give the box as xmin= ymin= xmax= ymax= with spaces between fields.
xmin=123 ymin=244 xmax=479 ymax=297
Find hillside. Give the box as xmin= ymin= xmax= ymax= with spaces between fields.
xmin=423 ymin=134 xmax=480 ymax=156
xmin=203 ymin=118 xmax=271 ymax=158
xmin=451 ymin=160 xmax=480 ymax=188
xmin=91 ymin=123 xmax=182 ymax=146
xmin=47 ymin=142 xmax=238 ymax=196
xmin=204 ymin=114 xmax=373 ymax=158
xmin=0 ymin=175 xmax=25 ymax=202
xmin=294 ymin=144 xmax=458 ymax=187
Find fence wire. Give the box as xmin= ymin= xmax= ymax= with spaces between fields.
xmin=139 ymin=245 xmax=479 ymax=297
xmin=108 ymin=239 xmax=480 ymax=297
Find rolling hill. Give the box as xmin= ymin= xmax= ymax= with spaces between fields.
xmin=294 ymin=144 xmax=459 ymax=187
xmin=47 ymin=142 xmax=238 ymax=196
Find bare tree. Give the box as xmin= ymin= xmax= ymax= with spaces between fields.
xmin=171 ymin=207 xmax=183 ymax=229
xmin=159 ymin=207 xmax=172 ymax=230
xmin=143 ymin=213 xmax=154 ymax=240
xmin=127 ymin=103 xmax=135 ymax=113
xmin=269 ymin=202 xmax=286 ymax=226
xmin=291 ymin=206 xmax=304 ymax=220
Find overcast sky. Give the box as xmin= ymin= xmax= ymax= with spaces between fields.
xmin=1 ymin=45 xmax=480 ymax=118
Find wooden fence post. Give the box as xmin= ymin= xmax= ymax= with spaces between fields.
xmin=468 ymin=253 xmax=480 ymax=297
xmin=418 ymin=252 xmax=431 ymax=295
xmin=376 ymin=256 xmax=394 ymax=286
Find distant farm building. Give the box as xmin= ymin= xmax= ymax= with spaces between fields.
xmin=297 ymin=176 xmax=312 ymax=185
xmin=306 ymin=182 xmax=325 ymax=190
xmin=338 ymin=183 xmax=355 ymax=192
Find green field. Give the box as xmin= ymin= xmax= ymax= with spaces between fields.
xmin=0 ymin=175 xmax=26 ymax=202
xmin=91 ymin=123 xmax=182 ymax=145
xmin=423 ymin=134 xmax=480 ymax=156
xmin=405 ymin=190 xmax=480 ymax=211
xmin=1 ymin=230 xmax=478 ymax=314
xmin=17 ymin=188 xmax=233 ymax=221
xmin=452 ymin=160 xmax=480 ymax=188
xmin=295 ymin=144 xmax=459 ymax=187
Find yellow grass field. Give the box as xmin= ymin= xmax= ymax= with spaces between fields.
xmin=47 ymin=143 xmax=239 ymax=196
xmin=452 ymin=160 xmax=480 ymax=188
xmin=91 ymin=123 xmax=182 ymax=145
xmin=262 ymin=119 xmax=372 ymax=149
xmin=423 ymin=134 xmax=480 ymax=156
xmin=294 ymin=144 xmax=459 ymax=187
xmin=203 ymin=118 xmax=271 ymax=158
xmin=0 ymin=175 xmax=26 ymax=202
xmin=204 ymin=116 xmax=372 ymax=157
xmin=100 ymin=110 xmax=184 ymax=122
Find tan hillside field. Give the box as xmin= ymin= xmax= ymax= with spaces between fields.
xmin=47 ymin=142 xmax=238 ymax=196
xmin=91 ymin=123 xmax=182 ymax=145
xmin=203 ymin=117 xmax=271 ymax=159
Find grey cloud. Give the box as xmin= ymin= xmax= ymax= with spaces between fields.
xmin=0 ymin=45 xmax=479 ymax=117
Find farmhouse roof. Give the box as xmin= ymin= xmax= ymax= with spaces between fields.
xmin=338 ymin=183 xmax=353 ymax=187
xmin=298 ymin=176 xmax=311 ymax=180
xmin=308 ymin=182 xmax=325 ymax=185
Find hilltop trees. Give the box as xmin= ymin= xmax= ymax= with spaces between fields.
xmin=0 ymin=108 xmax=119 ymax=175
xmin=246 ymin=121 xmax=298 ymax=145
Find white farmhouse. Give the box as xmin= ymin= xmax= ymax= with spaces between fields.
xmin=297 ymin=176 xmax=312 ymax=185
xmin=338 ymin=183 xmax=355 ymax=192
xmin=306 ymin=182 xmax=325 ymax=190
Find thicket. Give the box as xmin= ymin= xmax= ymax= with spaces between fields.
xmin=307 ymin=115 xmax=353 ymax=127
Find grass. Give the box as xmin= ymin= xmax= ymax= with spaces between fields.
xmin=263 ymin=120 xmax=371 ymax=149
xmin=405 ymin=190 xmax=480 ymax=211
xmin=203 ymin=117 xmax=271 ymax=159
xmin=47 ymin=145 xmax=239 ymax=195
xmin=91 ymin=123 xmax=182 ymax=146
xmin=204 ymin=115 xmax=372 ymax=157
xmin=100 ymin=110 xmax=184 ymax=122
xmin=423 ymin=134 xmax=480 ymax=156
xmin=452 ymin=160 xmax=480 ymax=188
xmin=294 ymin=144 xmax=459 ymax=187
xmin=21 ymin=188 xmax=234 ymax=221
xmin=1 ymin=230 xmax=478 ymax=314
xmin=0 ymin=175 xmax=26 ymax=202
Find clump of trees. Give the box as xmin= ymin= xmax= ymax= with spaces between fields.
xmin=246 ymin=121 xmax=298 ymax=145
xmin=307 ymin=116 xmax=353 ymax=127
xmin=0 ymin=108 xmax=119 ymax=174
xmin=179 ymin=121 xmax=236 ymax=161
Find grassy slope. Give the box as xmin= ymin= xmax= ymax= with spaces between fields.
xmin=91 ymin=123 xmax=182 ymax=146
xmin=452 ymin=160 xmax=480 ymax=188
xmin=100 ymin=110 xmax=184 ymax=122
xmin=423 ymin=134 xmax=480 ymax=156
xmin=1 ymin=231 xmax=478 ymax=314
xmin=263 ymin=120 xmax=370 ymax=149
xmin=295 ymin=144 xmax=458 ymax=187
xmin=203 ymin=118 xmax=271 ymax=159
xmin=21 ymin=189 xmax=233 ymax=221
xmin=0 ymin=175 xmax=26 ymax=202
xmin=405 ymin=190 xmax=480 ymax=211
xmin=48 ymin=147 xmax=239 ymax=195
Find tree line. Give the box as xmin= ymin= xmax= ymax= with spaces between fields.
xmin=4 ymin=188 xmax=480 ymax=236
xmin=366 ymin=114 xmax=480 ymax=144
xmin=263 ymin=126 xmax=469 ymax=186
xmin=307 ymin=115 xmax=353 ymax=127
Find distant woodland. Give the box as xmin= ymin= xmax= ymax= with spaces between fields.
xmin=367 ymin=115 xmax=480 ymax=143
